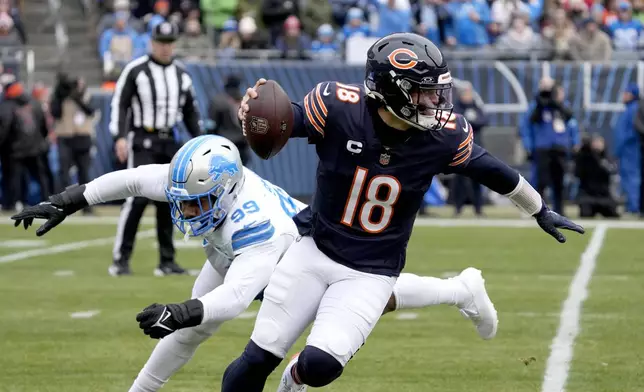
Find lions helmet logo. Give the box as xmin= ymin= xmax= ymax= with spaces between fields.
xmin=208 ymin=156 xmax=239 ymax=183
xmin=387 ymin=48 xmax=419 ymax=70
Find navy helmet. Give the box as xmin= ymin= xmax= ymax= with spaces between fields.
xmin=365 ymin=33 xmax=454 ymax=131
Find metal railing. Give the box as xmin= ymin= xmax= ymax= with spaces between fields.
xmin=175 ymin=46 xmax=644 ymax=64
xmin=0 ymin=46 xmax=34 ymax=88
xmin=43 ymin=0 xmax=68 ymax=66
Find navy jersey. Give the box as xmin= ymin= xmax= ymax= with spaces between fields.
xmin=291 ymin=81 xmax=474 ymax=277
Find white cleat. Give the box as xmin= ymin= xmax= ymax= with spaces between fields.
xmin=454 ymin=267 xmax=498 ymax=340
xmin=276 ymin=353 xmax=307 ymax=392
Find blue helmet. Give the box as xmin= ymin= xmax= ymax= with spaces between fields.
xmin=165 ymin=135 xmax=244 ymax=236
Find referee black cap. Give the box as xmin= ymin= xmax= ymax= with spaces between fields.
xmin=152 ymin=21 xmax=180 ymax=43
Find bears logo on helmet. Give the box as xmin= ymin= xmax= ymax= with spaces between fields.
xmin=387 ymin=48 xmax=418 ymax=70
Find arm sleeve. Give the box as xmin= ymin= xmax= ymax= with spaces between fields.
xmin=448 ymin=144 xmax=520 ymax=194
xmin=198 ymin=239 xmax=282 ymax=323
xmin=180 ymin=72 xmax=202 ymax=137
xmin=290 ymin=81 xmax=339 ymax=142
xmin=109 ymin=61 xmax=138 ymax=139
xmin=83 ymin=164 xmax=169 ymax=205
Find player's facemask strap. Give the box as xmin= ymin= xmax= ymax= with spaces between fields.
xmin=166 ymin=183 xmax=231 ymax=238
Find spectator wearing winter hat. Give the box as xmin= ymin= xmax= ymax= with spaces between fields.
xmin=97 ymin=0 xmax=143 ymax=36
xmin=153 ymin=0 xmax=170 ymax=19
xmin=567 ymin=0 xmax=590 ymax=25
xmin=213 ymin=19 xmax=240 ymax=59
xmin=99 ymin=12 xmax=138 ymax=68
xmin=570 ymin=18 xmax=612 ymax=60
xmin=261 ymin=0 xmax=300 ymax=45
xmin=375 ymin=0 xmax=412 ymax=38
xmin=275 ymin=15 xmax=311 ymax=60
xmin=0 ymin=0 xmax=24 ymax=44
xmin=490 ymin=0 xmax=530 ymax=31
xmin=175 ymin=17 xmax=213 ymax=60
xmin=444 ymin=0 xmax=491 ymax=47
xmin=608 ymin=1 xmax=643 ymax=50
xmin=201 ymin=0 xmax=238 ymax=44
xmin=311 ymin=24 xmax=340 ymax=61
xmin=594 ymin=0 xmax=619 ymax=27
xmin=0 ymin=10 xmax=19 ymax=47
xmin=238 ymin=16 xmax=269 ymax=50
xmin=416 ymin=0 xmax=440 ymax=44
xmin=341 ymin=7 xmax=370 ymax=41
xmin=542 ymin=8 xmax=575 ymax=59
xmin=495 ymin=11 xmax=543 ymax=52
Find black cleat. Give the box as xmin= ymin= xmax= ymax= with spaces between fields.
xmin=154 ymin=262 xmax=187 ymax=276
xmin=108 ymin=262 xmax=132 ymax=277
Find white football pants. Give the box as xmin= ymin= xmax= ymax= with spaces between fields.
xmin=128 ymin=238 xmax=287 ymax=392
xmin=251 ymin=236 xmax=397 ymax=366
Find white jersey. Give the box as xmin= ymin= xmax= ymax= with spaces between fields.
xmin=83 ymin=164 xmax=306 ymax=275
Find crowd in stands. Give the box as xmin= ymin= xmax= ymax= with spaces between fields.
xmin=0 ymin=0 xmax=26 ymax=47
xmin=94 ymin=0 xmax=644 ymax=69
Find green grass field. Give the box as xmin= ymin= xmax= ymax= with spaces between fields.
xmin=0 ymin=214 xmax=642 ymax=392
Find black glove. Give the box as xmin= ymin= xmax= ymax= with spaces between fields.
xmin=136 ymin=299 xmax=204 ymax=339
xmin=11 ymin=184 xmax=88 ymax=236
xmin=534 ymin=202 xmax=585 ymax=243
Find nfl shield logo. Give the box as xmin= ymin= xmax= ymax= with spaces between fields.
xmin=379 ymin=152 xmax=391 ymax=166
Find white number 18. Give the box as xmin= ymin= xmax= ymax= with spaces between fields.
xmin=340 ymin=167 xmax=401 ymax=233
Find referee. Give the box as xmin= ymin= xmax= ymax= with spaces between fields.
xmin=109 ymin=21 xmax=201 ymax=276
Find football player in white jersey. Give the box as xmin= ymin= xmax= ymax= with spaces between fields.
xmin=12 ymin=135 xmax=497 ymax=392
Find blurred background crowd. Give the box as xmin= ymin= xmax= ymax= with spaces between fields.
xmin=0 ymin=0 xmax=644 ymax=219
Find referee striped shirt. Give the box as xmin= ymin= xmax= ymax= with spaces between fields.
xmin=109 ymin=55 xmax=201 ymax=139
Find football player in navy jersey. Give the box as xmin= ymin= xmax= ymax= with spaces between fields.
xmin=223 ymin=33 xmax=585 ymax=392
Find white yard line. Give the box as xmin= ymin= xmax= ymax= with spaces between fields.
xmin=541 ymin=224 xmax=608 ymax=392
xmin=0 ymin=216 xmax=158 ymax=225
xmin=236 ymin=311 xmax=258 ymax=319
xmin=395 ymin=312 xmax=419 ymax=320
xmin=2 ymin=216 xmax=644 ymax=229
xmin=53 ymin=270 xmax=75 ymax=277
xmin=414 ymin=218 xmax=644 ymax=229
xmin=70 ymin=310 xmax=101 ymax=319
xmin=0 ymin=229 xmax=155 ymax=264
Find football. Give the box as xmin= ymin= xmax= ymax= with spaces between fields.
xmin=243 ymin=80 xmax=294 ymax=160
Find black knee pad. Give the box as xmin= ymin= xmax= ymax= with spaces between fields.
xmin=222 ymin=340 xmax=282 ymax=392
xmin=241 ymin=339 xmax=282 ymax=369
xmin=296 ymin=346 xmax=344 ymax=387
